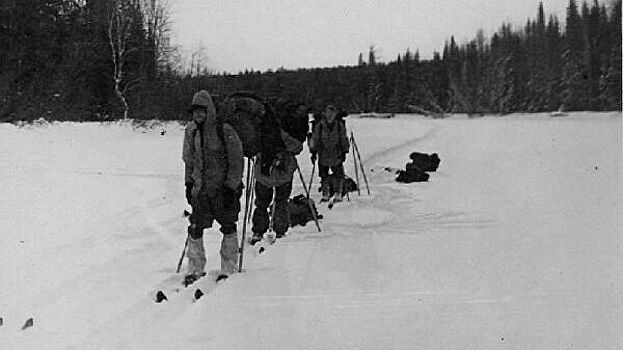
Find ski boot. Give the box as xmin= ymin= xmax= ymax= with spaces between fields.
xmin=320 ymin=183 xmax=331 ymax=202
xmin=249 ymin=231 xmax=264 ymax=245
xmin=183 ymin=272 xmax=206 ymax=287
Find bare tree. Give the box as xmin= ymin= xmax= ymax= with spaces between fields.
xmin=188 ymin=41 xmax=210 ymax=76
xmin=108 ymin=0 xmax=131 ymax=119
xmin=108 ymin=0 xmax=141 ymax=119
xmin=142 ymin=0 xmax=173 ymax=72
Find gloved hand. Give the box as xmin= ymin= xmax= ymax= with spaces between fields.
xmin=310 ymin=152 xmax=317 ymax=164
xmin=185 ymin=182 xmax=193 ymax=205
xmin=222 ymin=183 xmax=243 ymax=204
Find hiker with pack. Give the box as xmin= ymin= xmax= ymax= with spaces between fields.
xmin=309 ymin=104 xmax=350 ymax=202
xmin=249 ymin=100 xmax=305 ymax=244
xmin=182 ymin=90 xmax=244 ymax=285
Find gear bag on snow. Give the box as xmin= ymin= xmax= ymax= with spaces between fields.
xmin=409 ymin=152 xmax=441 ymax=172
xmin=288 ymin=194 xmax=323 ymax=227
xmin=320 ymin=174 xmax=359 ymax=197
xmin=394 ymin=152 xmax=441 ymax=183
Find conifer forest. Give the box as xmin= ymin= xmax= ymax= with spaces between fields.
xmin=0 ymin=0 xmax=620 ymax=121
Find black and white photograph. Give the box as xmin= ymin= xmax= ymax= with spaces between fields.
xmin=0 ymin=0 xmax=621 ymax=349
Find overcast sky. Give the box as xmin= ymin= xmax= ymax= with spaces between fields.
xmin=168 ymin=0 xmax=570 ymax=73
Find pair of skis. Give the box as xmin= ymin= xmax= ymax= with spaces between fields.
xmin=154 ymin=270 xmax=229 ymax=304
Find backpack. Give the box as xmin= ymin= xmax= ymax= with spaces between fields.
xmin=322 ymin=174 xmax=359 ymax=197
xmin=274 ymin=100 xmax=309 ymax=143
xmin=217 ymin=91 xmax=274 ymax=158
xmin=409 ymin=152 xmax=441 ymax=172
xmin=288 ymin=194 xmax=323 ymax=227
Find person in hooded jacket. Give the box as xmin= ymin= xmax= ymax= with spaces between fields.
xmin=309 ymin=105 xmax=350 ymax=202
xmin=249 ymin=112 xmax=304 ymax=244
xmin=182 ymin=90 xmax=244 ymax=284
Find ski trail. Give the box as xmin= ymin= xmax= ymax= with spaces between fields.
xmin=335 ymin=118 xmax=493 ymax=237
xmin=363 ymin=121 xmax=438 ymax=171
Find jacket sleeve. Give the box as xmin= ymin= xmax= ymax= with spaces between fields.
xmin=182 ymin=126 xmax=194 ymax=184
xmin=308 ymin=123 xmax=320 ymax=153
xmin=223 ymin=124 xmax=244 ymax=190
xmin=280 ymin=129 xmax=303 ymax=155
xmin=340 ymin=122 xmax=350 ymax=154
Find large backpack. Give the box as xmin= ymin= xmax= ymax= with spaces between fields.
xmin=288 ymin=194 xmax=323 ymax=227
xmin=274 ymin=100 xmax=309 ymax=144
xmin=217 ymin=92 xmax=283 ymax=159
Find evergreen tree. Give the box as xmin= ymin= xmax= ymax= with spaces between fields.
xmin=562 ymin=0 xmax=587 ymax=111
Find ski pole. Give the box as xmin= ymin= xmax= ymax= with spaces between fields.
xmin=351 ymin=133 xmax=371 ymax=195
xmin=268 ymin=188 xmax=277 ymax=235
xmin=246 ymin=159 xmax=256 ymax=224
xmin=238 ymin=158 xmax=254 ymax=273
xmin=350 ymin=132 xmax=361 ymax=196
xmin=176 ymin=234 xmax=189 ymax=273
xmin=295 ymin=159 xmax=322 ymax=232
xmin=307 ymin=161 xmax=316 ymax=195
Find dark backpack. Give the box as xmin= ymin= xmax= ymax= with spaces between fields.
xmin=288 ymin=194 xmax=322 ymax=227
xmin=409 ymin=152 xmax=441 ymax=172
xmin=273 ymin=100 xmax=309 ymax=144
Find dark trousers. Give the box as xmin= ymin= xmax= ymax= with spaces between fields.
xmin=318 ymin=164 xmax=345 ymax=180
xmin=252 ymin=181 xmax=293 ymax=235
xmin=189 ymin=190 xmax=241 ymax=239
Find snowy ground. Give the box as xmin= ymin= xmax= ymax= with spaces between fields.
xmin=0 ymin=112 xmax=621 ymax=350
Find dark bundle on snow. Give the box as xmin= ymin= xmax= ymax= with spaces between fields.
xmin=409 ymin=152 xmax=441 ymax=172
xmin=317 ymin=174 xmax=359 ymax=197
xmin=395 ymin=167 xmax=429 ymax=183
xmin=395 ymin=152 xmax=441 ymax=183
xmin=288 ymin=194 xmax=323 ymax=227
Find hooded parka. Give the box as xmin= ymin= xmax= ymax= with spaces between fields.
xmin=309 ymin=118 xmax=349 ymax=167
xmin=182 ymin=90 xmax=244 ymax=277
xmin=182 ymin=91 xmax=244 ymax=198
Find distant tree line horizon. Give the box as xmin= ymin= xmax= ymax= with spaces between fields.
xmin=0 ymin=0 xmax=620 ymax=122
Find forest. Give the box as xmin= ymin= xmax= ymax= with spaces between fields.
xmin=0 ymin=0 xmax=620 ymax=121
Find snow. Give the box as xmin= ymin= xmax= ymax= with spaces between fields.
xmin=1 ymin=113 xmax=621 ymax=349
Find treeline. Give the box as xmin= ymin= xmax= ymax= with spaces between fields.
xmin=0 ymin=0 xmax=620 ymax=122
xmin=440 ymin=0 xmax=622 ymax=113
xmin=0 ymin=0 xmax=180 ymax=121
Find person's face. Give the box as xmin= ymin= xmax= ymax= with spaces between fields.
xmin=295 ymin=105 xmax=307 ymax=118
xmin=192 ymin=108 xmax=207 ymax=124
xmin=324 ymin=108 xmax=336 ymax=122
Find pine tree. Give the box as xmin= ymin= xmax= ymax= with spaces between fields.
xmin=562 ymin=0 xmax=587 ymax=111
xmin=599 ymin=0 xmax=622 ymax=110
xmin=545 ymin=15 xmax=564 ymax=110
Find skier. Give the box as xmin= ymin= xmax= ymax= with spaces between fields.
xmin=249 ymin=107 xmax=304 ymax=243
xmin=182 ymin=90 xmax=244 ymax=285
xmin=309 ymin=104 xmax=350 ymax=202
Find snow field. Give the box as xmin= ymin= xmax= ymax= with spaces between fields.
xmin=0 ymin=112 xmax=621 ymax=349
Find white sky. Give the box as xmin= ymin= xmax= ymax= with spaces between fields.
xmin=168 ymin=0 xmax=570 ymax=73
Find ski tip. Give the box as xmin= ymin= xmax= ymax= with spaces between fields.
xmin=216 ymin=274 xmax=229 ymax=283
xmin=183 ymin=209 xmax=191 ymax=217
xmin=0 ymin=317 xmax=3 ymax=327
xmin=155 ymin=290 xmax=168 ymax=303
xmin=194 ymin=289 xmax=204 ymax=300
xmin=258 ymin=247 xmax=266 ymax=254
xmin=21 ymin=318 xmax=33 ymax=330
